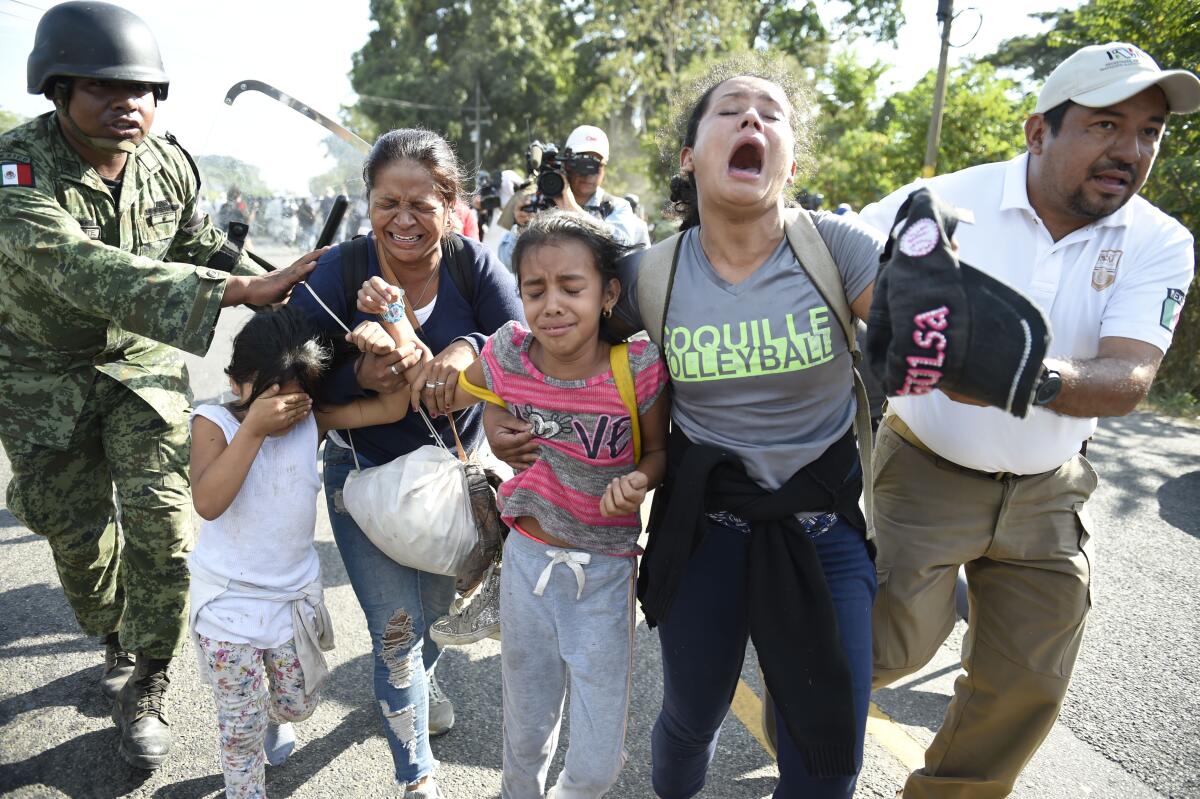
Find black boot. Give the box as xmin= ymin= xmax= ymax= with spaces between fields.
xmin=112 ymin=654 xmax=172 ymax=770
xmin=101 ymin=632 xmax=135 ymax=700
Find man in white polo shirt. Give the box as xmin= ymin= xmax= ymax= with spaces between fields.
xmin=859 ymin=43 xmax=1199 ymax=799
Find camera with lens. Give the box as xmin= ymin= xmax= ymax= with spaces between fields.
xmin=525 ymin=141 xmax=565 ymax=209
xmin=523 ymin=140 xmax=606 ymax=212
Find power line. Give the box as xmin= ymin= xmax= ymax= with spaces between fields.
xmin=5 ymin=0 xmax=47 ymax=11
xmin=356 ymin=93 xmax=491 ymax=115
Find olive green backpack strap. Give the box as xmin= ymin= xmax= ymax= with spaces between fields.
xmin=782 ymin=208 xmax=875 ymax=538
xmin=636 ymin=231 xmax=684 ymax=351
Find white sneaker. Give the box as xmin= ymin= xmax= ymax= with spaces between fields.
xmin=429 ymin=562 xmax=501 ymax=646
xmin=264 ymin=721 xmax=295 ymax=765
xmin=403 ymin=777 xmax=443 ymax=798
xmin=427 ymin=671 xmax=454 ymax=737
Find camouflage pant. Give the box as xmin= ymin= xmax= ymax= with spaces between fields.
xmin=2 ymin=374 xmax=193 ymax=658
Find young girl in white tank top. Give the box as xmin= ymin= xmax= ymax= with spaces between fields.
xmin=189 ymin=306 xmax=412 ymax=799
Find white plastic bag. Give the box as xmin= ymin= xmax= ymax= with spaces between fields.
xmin=342 ymin=443 xmax=478 ymax=577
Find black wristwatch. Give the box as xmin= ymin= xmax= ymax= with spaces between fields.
xmin=1034 ymin=366 xmax=1063 ymax=407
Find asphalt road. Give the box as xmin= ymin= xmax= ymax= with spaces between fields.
xmin=1 ymin=304 xmax=1197 ymax=798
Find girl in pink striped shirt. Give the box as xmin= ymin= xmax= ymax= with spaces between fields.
xmin=361 ymin=210 xmax=668 ymax=797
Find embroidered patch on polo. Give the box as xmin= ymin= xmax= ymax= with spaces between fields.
xmin=1091 ymin=249 xmax=1121 ymax=291
xmin=1160 ymin=288 xmax=1185 ymax=332
xmin=1 ymin=161 xmax=34 ymax=188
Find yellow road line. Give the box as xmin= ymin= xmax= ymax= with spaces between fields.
xmin=867 ymin=702 xmax=926 ymax=770
xmin=731 ymin=678 xmax=926 ymax=771
xmin=730 ymin=678 xmax=774 ymax=754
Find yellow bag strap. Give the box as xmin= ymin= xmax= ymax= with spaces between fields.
xmin=458 ymin=369 xmax=506 ymax=407
xmin=610 ymin=342 xmax=641 ymax=464
xmin=458 ymin=347 xmax=641 ymax=464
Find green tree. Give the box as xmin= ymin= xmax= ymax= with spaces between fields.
xmin=576 ymin=0 xmax=901 ymax=223
xmin=0 ymin=108 xmax=29 ymax=134
xmin=879 ymin=61 xmax=1033 ymax=186
xmin=813 ymin=61 xmax=1031 ymax=210
xmin=308 ymin=135 xmax=368 ymax=197
xmin=348 ymin=0 xmax=903 ymax=225
xmin=810 ymin=51 xmax=894 ymax=208
xmin=194 ymin=154 xmax=272 ymax=196
xmin=993 ymin=0 xmax=1200 ymax=399
xmin=349 ymin=0 xmax=582 ymax=175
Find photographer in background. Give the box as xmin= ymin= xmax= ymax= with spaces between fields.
xmin=497 ymin=185 xmax=538 ymax=271
xmin=554 ymin=124 xmax=650 ymax=249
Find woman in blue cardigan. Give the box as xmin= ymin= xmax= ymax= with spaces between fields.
xmin=290 ymin=128 xmax=522 ymax=799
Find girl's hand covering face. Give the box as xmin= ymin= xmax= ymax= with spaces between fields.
xmin=242 ymin=384 xmax=312 ymax=438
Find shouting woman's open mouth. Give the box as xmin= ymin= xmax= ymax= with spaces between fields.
xmin=727 ymin=138 xmax=765 ymax=180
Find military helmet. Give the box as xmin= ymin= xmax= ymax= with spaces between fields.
xmin=27 ymin=1 xmax=169 ymax=100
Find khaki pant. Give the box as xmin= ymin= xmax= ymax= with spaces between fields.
xmin=871 ymin=420 xmax=1095 ymax=799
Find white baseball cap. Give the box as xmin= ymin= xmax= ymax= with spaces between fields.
xmin=565 ymin=125 xmax=610 ymax=161
xmin=1034 ymin=42 xmax=1200 ymax=115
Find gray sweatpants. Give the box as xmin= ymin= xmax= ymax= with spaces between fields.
xmin=500 ymin=528 xmax=636 ymax=799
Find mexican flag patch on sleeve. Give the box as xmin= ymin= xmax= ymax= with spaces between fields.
xmin=1160 ymin=288 xmax=1185 ymax=332
xmin=1 ymin=161 xmax=34 ymax=187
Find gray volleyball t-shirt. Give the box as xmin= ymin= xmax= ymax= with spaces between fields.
xmin=620 ymin=211 xmax=883 ymax=490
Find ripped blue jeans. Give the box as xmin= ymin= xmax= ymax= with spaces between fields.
xmin=323 ymin=442 xmax=455 ymax=785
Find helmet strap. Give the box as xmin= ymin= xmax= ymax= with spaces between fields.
xmin=53 ymin=82 xmax=138 ymax=156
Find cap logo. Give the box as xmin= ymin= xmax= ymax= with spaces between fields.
xmin=1106 ymin=47 xmax=1140 ymax=62
xmin=1102 ymin=47 xmax=1143 ymax=71
xmin=1091 ymin=249 xmax=1122 ymax=291
xmin=898 ymin=218 xmax=941 ymax=258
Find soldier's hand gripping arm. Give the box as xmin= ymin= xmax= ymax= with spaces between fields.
xmin=0 ymin=179 xmax=321 ymax=356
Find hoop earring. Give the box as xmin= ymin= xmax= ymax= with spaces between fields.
xmin=602 ymin=307 xmax=613 ymax=319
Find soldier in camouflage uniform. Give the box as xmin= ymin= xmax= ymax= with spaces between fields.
xmin=0 ymin=1 xmax=321 ymax=770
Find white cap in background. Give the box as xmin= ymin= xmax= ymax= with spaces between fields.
xmin=565 ymin=125 xmax=610 ymax=161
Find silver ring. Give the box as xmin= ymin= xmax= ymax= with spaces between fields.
xmin=425 ymin=381 xmax=437 ymax=389
xmin=389 ymin=364 xmax=400 ymax=376
xmin=435 ymin=380 xmax=446 ymax=387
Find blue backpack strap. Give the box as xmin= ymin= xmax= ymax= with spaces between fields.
xmin=443 ymin=233 xmax=476 ymax=306
xmin=339 ymin=235 xmax=371 ymax=319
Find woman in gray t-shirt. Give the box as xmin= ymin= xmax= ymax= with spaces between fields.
xmin=488 ymin=59 xmax=882 ymax=798
xmin=636 ymin=61 xmax=882 ymax=799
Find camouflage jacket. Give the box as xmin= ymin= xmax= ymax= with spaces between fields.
xmin=0 ymin=113 xmax=259 ymax=449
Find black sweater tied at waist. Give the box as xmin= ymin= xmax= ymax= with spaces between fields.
xmin=637 ymin=425 xmax=866 ymax=778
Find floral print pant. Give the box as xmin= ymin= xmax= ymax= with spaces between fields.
xmin=197 ymin=635 xmax=321 ymax=799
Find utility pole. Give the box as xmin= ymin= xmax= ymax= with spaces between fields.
xmin=922 ymin=0 xmax=954 ymax=178
xmin=474 ymin=80 xmax=482 ymax=169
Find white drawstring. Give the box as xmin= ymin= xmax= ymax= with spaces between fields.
xmin=532 ymin=549 xmax=592 ymax=600
xmin=301 ymin=281 xmax=352 ymax=335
